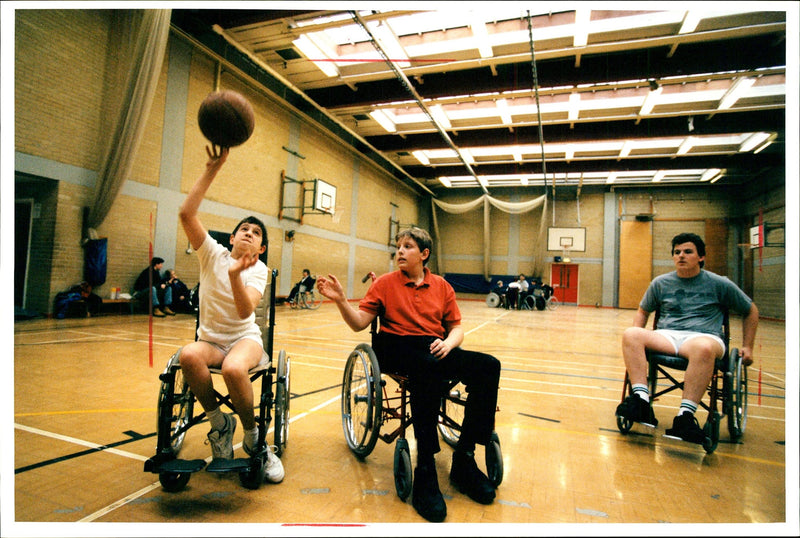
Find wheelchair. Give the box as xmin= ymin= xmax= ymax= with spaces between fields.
xmin=144 ymin=268 xmax=291 ymax=491
xmin=288 ymin=277 xmax=321 ymax=310
xmin=340 ymin=324 xmax=503 ymax=501
xmin=617 ymin=308 xmax=747 ymax=454
xmin=522 ymin=286 xmax=559 ymax=311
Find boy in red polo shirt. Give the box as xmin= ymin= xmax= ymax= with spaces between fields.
xmin=317 ymin=227 xmax=501 ymax=523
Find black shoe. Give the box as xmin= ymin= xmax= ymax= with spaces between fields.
xmin=615 ymin=394 xmax=658 ymax=427
xmin=664 ymin=413 xmax=705 ymax=444
xmin=411 ymin=465 xmax=446 ymax=522
xmin=449 ymin=451 xmax=496 ymax=505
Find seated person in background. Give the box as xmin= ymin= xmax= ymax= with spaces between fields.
xmin=493 ymin=280 xmax=507 ymax=308
xmin=176 ymin=145 xmax=283 ymax=481
xmin=616 ymin=232 xmax=758 ymax=444
xmin=506 ymin=274 xmax=529 ymax=309
xmin=165 ymin=269 xmax=192 ymax=313
xmin=286 ymin=269 xmax=314 ymax=304
xmin=317 ymin=227 xmax=501 ymax=523
xmin=134 ymin=257 xmax=174 ymax=317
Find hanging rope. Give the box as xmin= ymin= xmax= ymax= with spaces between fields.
xmin=526 ymin=10 xmax=554 ymax=225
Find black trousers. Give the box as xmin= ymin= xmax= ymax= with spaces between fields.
xmin=372 ymin=332 xmax=501 ymax=458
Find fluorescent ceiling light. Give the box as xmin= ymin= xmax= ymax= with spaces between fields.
xmin=639 ymin=87 xmax=662 ymax=115
xmin=412 ymin=150 xmax=430 ymax=165
xmin=438 ymin=176 xmax=452 ymax=187
xmin=652 ymin=170 xmax=666 ymax=182
xmin=430 ymin=105 xmax=452 ymax=130
xmin=679 ymin=11 xmax=701 ymax=34
xmin=369 ymin=21 xmax=410 ymax=67
xmin=677 ymin=137 xmax=694 ymax=155
xmin=718 ymin=77 xmax=755 ymax=110
xmin=369 ymin=109 xmax=397 ymax=132
xmin=606 ymin=172 xmax=617 ymax=184
xmin=739 ymin=132 xmax=770 ymax=152
xmin=619 ymin=141 xmax=633 ymax=158
xmin=701 ymin=168 xmax=722 ymax=181
xmin=292 ymin=34 xmax=339 ymax=77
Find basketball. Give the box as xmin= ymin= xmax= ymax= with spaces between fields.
xmin=197 ymin=90 xmax=255 ymax=148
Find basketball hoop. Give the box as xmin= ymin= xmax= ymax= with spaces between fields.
xmin=560 ymin=237 xmax=573 ymax=263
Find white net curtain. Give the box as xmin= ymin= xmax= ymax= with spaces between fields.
xmin=431 ymin=193 xmax=550 ymax=281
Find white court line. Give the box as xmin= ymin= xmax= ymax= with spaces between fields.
xmin=14 ymin=423 xmax=149 ymax=461
xmin=75 ymin=390 xmax=345 ymax=522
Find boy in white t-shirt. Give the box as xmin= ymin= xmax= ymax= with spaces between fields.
xmin=177 ymin=145 xmax=283 ymax=482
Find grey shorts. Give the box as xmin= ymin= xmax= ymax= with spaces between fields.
xmin=654 ymin=329 xmax=725 ymax=357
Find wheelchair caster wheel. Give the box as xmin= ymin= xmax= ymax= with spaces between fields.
xmin=486 ymin=431 xmax=503 ymax=487
xmin=393 ymin=438 xmax=413 ymax=501
xmin=159 ymin=471 xmax=191 ymax=492
xmin=702 ymin=411 xmax=721 ymax=454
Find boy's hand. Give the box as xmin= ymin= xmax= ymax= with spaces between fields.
xmin=430 ymin=338 xmax=454 ymax=360
xmin=317 ymin=274 xmax=345 ymax=302
xmin=205 ymin=145 xmax=229 ymax=175
xmin=229 ymin=251 xmax=259 ymax=276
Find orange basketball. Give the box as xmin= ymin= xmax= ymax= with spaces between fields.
xmin=197 ymin=90 xmax=255 ymax=148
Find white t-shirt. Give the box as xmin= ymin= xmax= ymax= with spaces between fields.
xmin=195 ymin=233 xmax=268 ymax=346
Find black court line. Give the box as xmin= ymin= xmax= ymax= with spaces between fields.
xmin=14 ymin=386 xmax=339 ymax=475
xmin=518 ymin=412 xmax=560 ymax=423
xmin=15 ymin=431 xmax=157 ymax=474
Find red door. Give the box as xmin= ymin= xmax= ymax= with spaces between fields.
xmin=551 ymin=264 xmax=579 ymax=304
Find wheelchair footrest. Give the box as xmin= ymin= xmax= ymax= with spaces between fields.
xmin=206 ymin=458 xmax=251 ymax=473
xmin=154 ymin=458 xmax=207 ymax=474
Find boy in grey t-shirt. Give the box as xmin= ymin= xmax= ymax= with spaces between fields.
xmin=616 ymin=233 xmax=759 ymax=444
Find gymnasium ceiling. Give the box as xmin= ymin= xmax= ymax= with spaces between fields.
xmin=170 ymin=6 xmax=788 ymax=197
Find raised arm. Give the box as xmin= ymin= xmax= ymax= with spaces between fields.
xmin=179 ymin=146 xmax=229 ymax=250
xmin=316 ymin=274 xmax=376 ymax=332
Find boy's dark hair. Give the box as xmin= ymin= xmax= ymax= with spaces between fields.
xmin=151 ymin=257 xmax=164 ymax=266
xmin=233 ymin=216 xmax=268 ymax=247
xmin=396 ymin=227 xmax=432 ymax=266
xmin=671 ymin=232 xmax=706 ymax=268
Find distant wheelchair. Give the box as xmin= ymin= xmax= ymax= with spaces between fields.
xmin=522 ymin=285 xmax=558 ymax=311
xmin=144 ymin=268 xmax=291 ymax=491
xmin=617 ymin=308 xmax=747 ymax=454
xmin=288 ymin=276 xmax=321 ymax=310
xmin=341 ymin=324 xmax=503 ymax=501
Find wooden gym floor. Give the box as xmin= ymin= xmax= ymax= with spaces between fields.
xmin=7 ymin=297 xmax=793 ymax=535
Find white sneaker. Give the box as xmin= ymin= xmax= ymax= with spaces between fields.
xmin=206 ymin=413 xmax=236 ymax=460
xmin=265 ymin=446 xmax=285 ymax=484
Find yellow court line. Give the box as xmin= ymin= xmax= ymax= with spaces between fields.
xmin=15 ymin=407 xmax=153 ymax=417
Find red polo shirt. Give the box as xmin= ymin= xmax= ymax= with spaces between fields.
xmin=359 ymin=267 xmax=461 ymax=338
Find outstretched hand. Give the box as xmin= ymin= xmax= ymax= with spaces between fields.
xmin=316 ymin=274 xmax=345 ymax=302
xmin=205 ymin=145 xmax=229 ymax=174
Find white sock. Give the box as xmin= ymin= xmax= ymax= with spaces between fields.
xmin=244 ymin=426 xmax=259 ymax=451
xmin=632 ymin=384 xmax=650 ymax=402
xmin=206 ymin=406 xmax=226 ymax=431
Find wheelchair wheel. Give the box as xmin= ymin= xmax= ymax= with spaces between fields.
xmin=302 ymin=291 xmax=322 ymax=310
xmin=274 ymin=350 xmax=290 ymax=457
xmin=341 ymin=344 xmax=383 ymax=458
xmin=159 ymin=471 xmax=191 ymax=493
xmin=523 ymin=295 xmax=535 ymax=310
xmin=157 ymin=352 xmax=193 ymax=455
xmin=486 ymin=292 xmax=500 ymax=308
xmin=438 ymin=381 xmax=467 ymax=448
xmin=726 ymin=348 xmax=747 ymax=440
xmin=393 ymin=437 xmax=413 ymax=501
xmin=546 ymin=296 xmax=559 ymax=310
xmin=702 ymin=411 xmax=720 ymax=454
xmin=535 ymin=296 xmax=546 ymax=310
xmin=485 ymin=431 xmax=504 ymax=487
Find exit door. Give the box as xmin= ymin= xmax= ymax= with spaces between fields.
xmin=551 ymin=263 xmax=578 ymax=304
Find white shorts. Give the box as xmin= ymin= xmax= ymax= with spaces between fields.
xmin=199 ymin=333 xmax=265 ymax=357
xmin=654 ymin=329 xmax=725 ymax=357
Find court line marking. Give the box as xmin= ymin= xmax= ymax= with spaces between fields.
xmin=14 ymin=423 xmax=149 ymax=462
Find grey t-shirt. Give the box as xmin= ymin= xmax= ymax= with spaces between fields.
xmin=640 ymin=270 xmax=753 ymax=339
